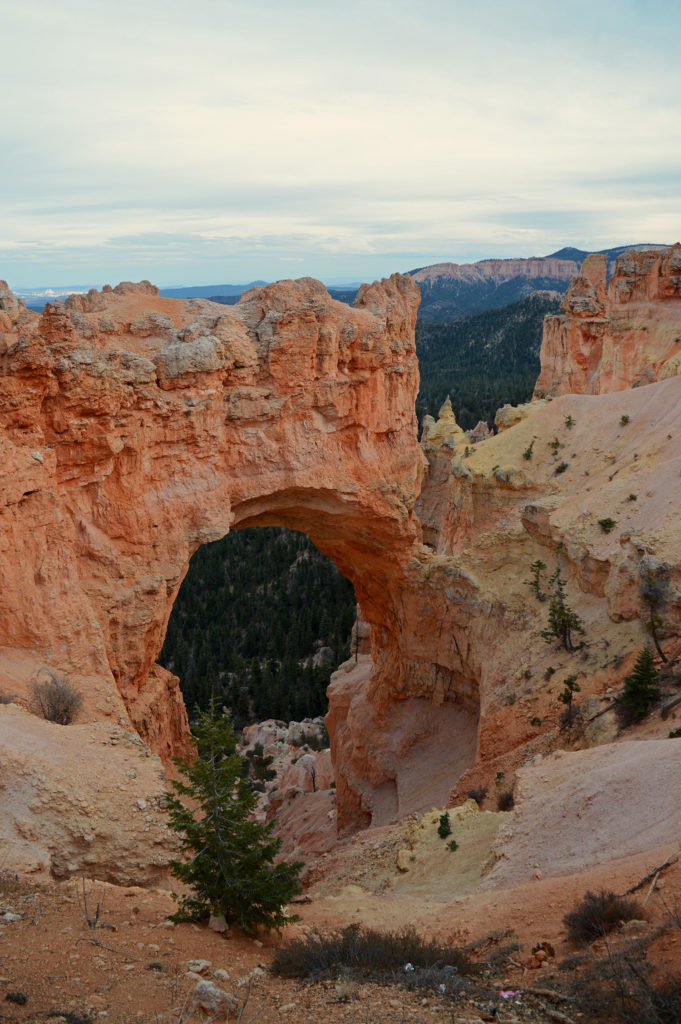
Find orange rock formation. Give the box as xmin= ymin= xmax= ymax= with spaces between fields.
xmin=1 ymin=245 xmax=681 ymax=881
xmin=535 ymin=244 xmax=681 ymax=396
xmin=0 ymin=274 xmax=432 ymax=872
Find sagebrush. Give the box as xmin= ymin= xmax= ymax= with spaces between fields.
xmin=270 ymin=923 xmax=478 ymax=982
xmin=32 ymin=670 xmax=82 ymax=725
xmin=563 ymin=890 xmax=644 ymax=945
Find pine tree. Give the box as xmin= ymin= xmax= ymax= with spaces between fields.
xmin=540 ymin=556 xmax=586 ymax=652
xmin=616 ymin=644 xmax=660 ymax=727
xmin=640 ymin=569 xmax=669 ymax=663
xmin=165 ymin=700 xmax=302 ymax=932
xmin=557 ymin=673 xmax=581 ymax=729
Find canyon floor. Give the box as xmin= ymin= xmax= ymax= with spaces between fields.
xmin=2 ymin=783 xmax=680 ymax=1024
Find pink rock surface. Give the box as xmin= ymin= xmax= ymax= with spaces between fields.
xmin=2 ymin=259 xmax=681 ymax=881
xmin=535 ymin=245 xmax=681 ymax=396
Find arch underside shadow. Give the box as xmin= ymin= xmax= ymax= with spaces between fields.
xmin=230 ymin=486 xmax=481 ymax=831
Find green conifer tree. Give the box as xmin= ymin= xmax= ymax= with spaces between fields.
xmin=557 ymin=673 xmax=581 ymax=729
xmin=616 ymin=644 xmax=660 ymax=726
xmin=540 ymin=556 xmax=586 ymax=652
xmin=165 ymin=700 xmax=302 ymax=932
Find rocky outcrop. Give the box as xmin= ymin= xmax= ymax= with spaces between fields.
xmin=535 ymin=245 xmax=681 ymax=396
xmin=2 ymin=253 xmax=681 ymax=880
xmin=0 ymin=273 xmax=432 ymax=873
xmin=411 ymin=257 xmax=580 ymax=288
xmin=0 ymin=703 xmax=174 ymax=883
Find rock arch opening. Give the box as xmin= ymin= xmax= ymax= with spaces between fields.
xmin=159 ymin=523 xmax=357 ymax=727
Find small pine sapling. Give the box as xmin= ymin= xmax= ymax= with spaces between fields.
xmin=437 ymin=812 xmax=452 ymax=839
xmin=557 ymin=674 xmax=581 ymax=729
xmin=640 ymin=569 xmax=669 ymax=663
xmin=525 ymin=559 xmax=547 ymax=601
xmin=598 ymin=518 xmax=617 ymax=534
xmin=540 ymin=555 xmax=586 ymax=653
xmin=522 ymin=439 xmax=535 ymax=461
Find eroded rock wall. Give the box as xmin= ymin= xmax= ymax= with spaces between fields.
xmin=2 ymin=248 xmax=681 ymax=878
xmin=535 ymin=245 xmax=681 ymax=396
xmin=0 ymin=274 xmax=442 ymax=872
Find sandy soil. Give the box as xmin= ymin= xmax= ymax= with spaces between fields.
xmin=2 ymin=826 xmax=680 ymax=1024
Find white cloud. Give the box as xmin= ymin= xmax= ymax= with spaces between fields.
xmin=1 ymin=0 xmax=680 ymax=284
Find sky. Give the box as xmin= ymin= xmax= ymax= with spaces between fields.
xmin=2 ymin=0 xmax=680 ymax=288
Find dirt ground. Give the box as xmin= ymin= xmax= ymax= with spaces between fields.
xmin=2 ymin=829 xmax=680 ymax=1024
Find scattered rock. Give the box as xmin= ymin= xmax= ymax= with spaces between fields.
xmin=189 ymin=980 xmax=238 ymax=1017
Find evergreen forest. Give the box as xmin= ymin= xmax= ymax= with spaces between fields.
xmin=159 ymin=527 xmax=356 ymax=727
xmin=415 ymin=291 xmax=561 ymax=429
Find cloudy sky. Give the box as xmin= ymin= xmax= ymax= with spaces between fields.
xmin=2 ymin=0 xmax=680 ymax=287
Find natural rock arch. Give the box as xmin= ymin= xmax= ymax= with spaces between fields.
xmin=3 ymin=248 xmax=681 ymax=881
xmin=0 ymin=274 xmax=480 ymax=842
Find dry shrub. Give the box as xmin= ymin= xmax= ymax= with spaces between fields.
xmin=32 ymin=669 xmax=82 ymax=725
xmin=496 ymin=789 xmax=515 ymax=811
xmin=270 ymin=923 xmax=477 ymax=982
xmin=564 ymin=890 xmax=645 ymax=945
xmin=467 ymin=786 xmax=488 ymax=805
xmin=0 ymin=693 xmax=15 ymax=705
xmin=569 ymin=941 xmax=681 ymax=1024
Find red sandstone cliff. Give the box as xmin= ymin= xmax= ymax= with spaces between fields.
xmin=0 ymin=273 xmax=427 ymax=875
xmin=535 ymin=244 xmax=681 ymax=396
xmin=2 ymin=250 xmax=681 ymax=881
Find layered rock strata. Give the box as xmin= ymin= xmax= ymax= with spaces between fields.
xmin=535 ymin=244 xmax=681 ymax=396
xmin=0 ymin=274 xmax=432 ymax=872
xmin=1 ymin=246 xmax=681 ymax=880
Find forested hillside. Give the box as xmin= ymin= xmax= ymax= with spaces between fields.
xmin=159 ymin=527 xmax=355 ymax=726
xmin=415 ymin=291 xmax=561 ymax=428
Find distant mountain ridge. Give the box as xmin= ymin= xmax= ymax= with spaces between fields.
xmin=158 ymin=281 xmax=267 ymax=300
xmin=409 ymin=244 xmax=668 ymax=321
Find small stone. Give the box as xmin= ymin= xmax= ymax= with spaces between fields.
xmin=3 ymin=912 xmax=21 ymax=923
xmin=190 ymin=980 xmax=238 ymax=1017
xmin=213 ymin=968 xmax=230 ymax=983
xmin=5 ymin=992 xmax=28 ymax=1005
xmin=187 ymin=959 xmax=212 ymax=974
xmin=209 ymin=913 xmax=228 ymax=933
